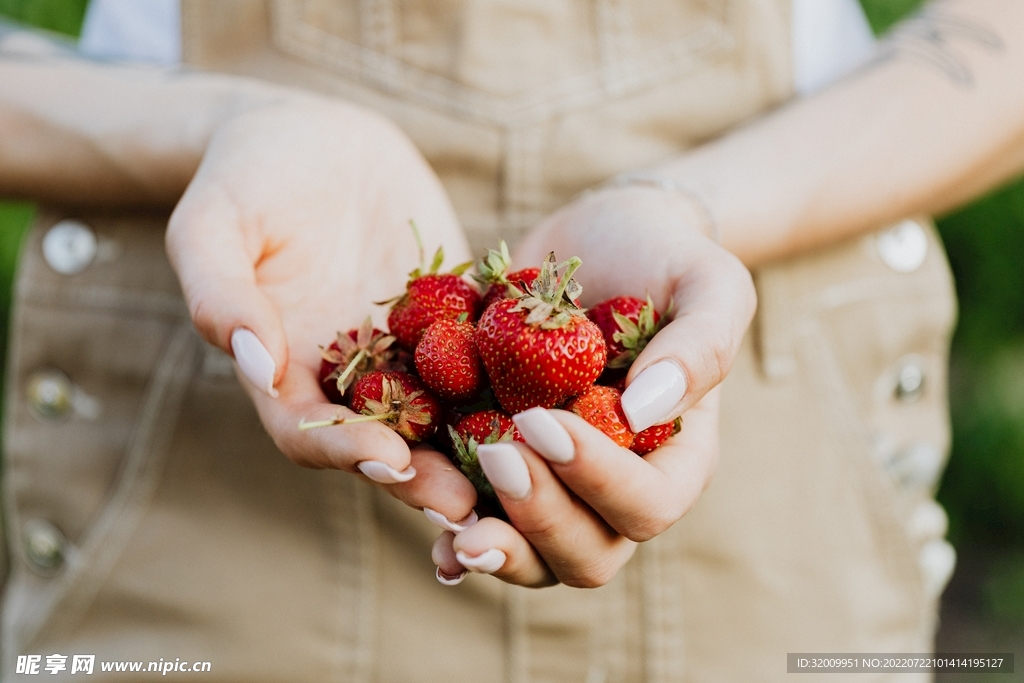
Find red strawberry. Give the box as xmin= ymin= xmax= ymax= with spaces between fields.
xmin=587 ymin=296 xmax=665 ymax=370
xmin=318 ymin=317 xmax=407 ymax=404
xmin=381 ymin=237 xmax=481 ymax=351
xmin=414 ymin=317 xmax=485 ymax=404
xmin=630 ymin=417 xmax=683 ymax=455
xmin=302 ymin=371 xmax=441 ymax=444
xmin=450 ymin=410 xmax=522 ymax=503
xmin=455 ymin=409 xmax=524 ymax=444
xmin=475 ymin=239 xmax=543 ymax=310
xmin=565 ymin=385 xmax=634 ymax=449
xmin=476 ymin=253 xmax=607 ymax=413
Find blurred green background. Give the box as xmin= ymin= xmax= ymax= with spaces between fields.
xmin=2 ymin=0 xmax=1023 ymax=655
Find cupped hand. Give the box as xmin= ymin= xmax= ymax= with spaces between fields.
xmin=432 ymin=185 xmax=756 ymax=587
xmin=165 ymin=95 xmax=477 ymax=521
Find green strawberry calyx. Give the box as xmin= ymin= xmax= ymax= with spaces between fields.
xmin=606 ymin=295 xmax=669 ymax=369
xmin=374 ymin=220 xmax=473 ymax=306
xmin=448 ymin=420 xmax=517 ymax=504
xmin=473 ymin=240 xmax=513 ymax=286
xmin=513 ymin=252 xmax=586 ymax=330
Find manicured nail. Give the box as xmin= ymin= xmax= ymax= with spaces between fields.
xmin=621 ymin=360 xmax=687 ymax=432
xmin=424 ymin=508 xmax=479 ymax=533
xmin=357 ymin=461 xmax=416 ymax=483
xmin=477 ymin=443 xmax=531 ymax=500
xmin=230 ymin=328 xmax=279 ymax=398
xmin=512 ymin=407 xmax=575 ymax=464
xmin=455 ymin=549 xmax=507 ymax=574
xmin=436 ymin=567 xmax=467 ymax=586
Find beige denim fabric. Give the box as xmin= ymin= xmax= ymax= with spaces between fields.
xmin=2 ymin=1 xmax=957 ymax=681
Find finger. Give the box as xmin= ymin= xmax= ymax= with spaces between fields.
xmin=621 ymin=245 xmax=755 ymax=431
xmin=387 ymin=446 xmax=479 ymax=527
xmin=513 ymin=396 xmax=720 ymax=542
xmin=475 ymin=442 xmax=636 ymax=587
xmin=450 ymin=517 xmax=557 ymax=588
xmin=248 ymin=365 xmax=416 ymax=476
xmin=166 ymin=183 xmax=287 ymax=397
xmin=431 ymin=532 xmax=468 ymax=586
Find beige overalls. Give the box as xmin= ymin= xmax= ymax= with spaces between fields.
xmin=3 ymin=1 xmax=957 ymax=681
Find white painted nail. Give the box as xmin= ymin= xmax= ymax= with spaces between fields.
xmin=455 ymin=549 xmax=507 ymax=574
xmin=621 ymin=360 xmax=688 ymax=432
xmin=357 ymin=460 xmax=416 ymax=483
xmin=477 ymin=443 xmax=531 ymax=500
xmin=424 ymin=508 xmax=479 ymax=533
xmin=435 ymin=567 xmax=467 ymax=586
xmin=230 ymin=328 xmax=279 ymax=398
xmin=512 ymin=408 xmax=575 ymax=464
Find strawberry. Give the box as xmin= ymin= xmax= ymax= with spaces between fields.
xmin=318 ymin=317 xmax=407 ymax=404
xmin=380 ymin=227 xmax=481 ymax=351
xmin=449 ymin=410 xmax=522 ymax=503
xmin=474 ymin=241 xmax=541 ymax=311
xmin=414 ymin=317 xmax=485 ymax=404
xmin=565 ymin=385 xmax=634 ymax=449
xmin=587 ymin=295 xmax=665 ymax=370
xmin=630 ymin=417 xmax=683 ymax=455
xmin=476 ymin=253 xmax=607 ymax=413
xmin=455 ymin=409 xmax=524 ymax=444
xmin=302 ymin=371 xmax=441 ymax=444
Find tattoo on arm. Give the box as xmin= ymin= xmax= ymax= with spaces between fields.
xmin=873 ymin=1 xmax=1003 ymax=87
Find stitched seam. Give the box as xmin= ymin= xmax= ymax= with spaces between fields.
xmin=271 ymin=2 xmax=734 ymax=127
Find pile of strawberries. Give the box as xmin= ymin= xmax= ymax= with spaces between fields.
xmin=307 ymin=236 xmax=679 ymax=510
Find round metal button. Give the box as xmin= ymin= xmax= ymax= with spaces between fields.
xmin=918 ymin=538 xmax=956 ymax=598
xmin=907 ymin=500 xmax=949 ymax=541
xmin=42 ymin=220 xmax=97 ymax=275
xmin=876 ymin=219 xmax=928 ymax=273
xmin=895 ymin=361 xmax=925 ymax=402
xmin=25 ymin=368 xmax=73 ymax=420
xmin=23 ymin=518 xmax=67 ymax=575
xmin=887 ymin=441 xmax=943 ymax=489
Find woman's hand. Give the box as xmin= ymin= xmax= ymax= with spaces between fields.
xmin=165 ymin=96 xmax=477 ymax=522
xmin=432 ymin=185 xmax=756 ymax=586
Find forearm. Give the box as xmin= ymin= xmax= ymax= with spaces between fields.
xmin=655 ymin=0 xmax=1024 ymax=267
xmin=0 ymin=50 xmax=287 ymax=206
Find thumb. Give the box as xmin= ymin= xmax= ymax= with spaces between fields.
xmin=621 ymin=247 xmax=755 ymax=432
xmin=166 ymin=188 xmax=288 ymax=398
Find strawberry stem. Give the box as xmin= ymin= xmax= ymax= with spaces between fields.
xmin=299 ymin=412 xmax=397 ymax=431
xmin=335 ymin=348 xmax=368 ymax=393
xmin=409 ymin=219 xmax=425 ymax=270
xmin=551 ymin=257 xmax=582 ymax=303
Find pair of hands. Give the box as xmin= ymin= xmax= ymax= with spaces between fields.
xmin=165 ymin=95 xmax=756 ymax=588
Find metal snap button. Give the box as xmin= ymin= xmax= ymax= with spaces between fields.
xmin=42 ymin=220 xmax=97 ymax=275
xmin=907 ymin=500 xmax=949 ymax=541
xmin=25 ymin=368 xmax=73 ymax=420
xmin=23 ymin=518 xmax=67 ymax=575
xmin=886 ymin=441 xmax=943 ymax=489
xmin=876 ymin=219 xmax=928 ymax=273
xmin=894 ymin=361 xmax=925 ymax=402
xmin=918 ymin=538 xmax=956 ymax=598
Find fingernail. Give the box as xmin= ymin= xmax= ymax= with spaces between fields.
xmin=621 ymin=360 xmax=688 ymax=432
xmin=230 ymin=328 xmax=279 ymax=398
xmin=512 ymin=407 xmax=575 ymax=464
xmin=455 ymin=549 xmax=507 ymax=574
xmin=477 ymin=443 xmax=531 ymax=500
xmin=436 ymin=567 xmax=467 ymax=586
xmin=424 ymin=508 xmax=479 ymax=533
xmin=357 ymin=460 xmax=416 ymax=483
